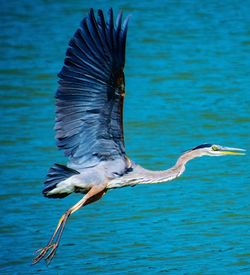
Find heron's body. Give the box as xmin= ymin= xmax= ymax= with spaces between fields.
xmin=47 ymin=160 xmax=184 ymax=196
xmin=44 ymin=159 xmax=128 ymax=197
xmin=33 ymin=8 xmax=245 ymax=265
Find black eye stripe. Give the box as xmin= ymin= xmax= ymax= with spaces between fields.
xmin=191 ymin=144 xmax=212 ymax=150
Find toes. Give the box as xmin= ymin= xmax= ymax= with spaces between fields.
xmin=32 ymin=249 xmax=47 ymax=264
xmin=45 ymin=244 xmax=58 ymax=265
xmin=34 ymin=247 xmax=43 ymax=254
xmin=32 ymin=247 xmax=50 ymax=264
xmin=32 ymin=243 xmax=59 ymax=265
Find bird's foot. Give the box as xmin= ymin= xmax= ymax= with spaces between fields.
xmin=33 ymin=243 xmax=58 ymax=265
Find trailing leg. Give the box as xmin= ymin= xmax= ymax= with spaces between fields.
xmin=33 ymin=186 xmax=106 ymax=265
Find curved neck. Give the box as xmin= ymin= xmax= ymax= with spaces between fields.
xmin=138 ymin=153 xmax=190 ymax=184
xmin=175 ymin=149 xmax=201 ymax=167
xmin=133 ymin=150 xmax=201 ymax=184
xmin=107 ymin=150 xmax=201 ymax=189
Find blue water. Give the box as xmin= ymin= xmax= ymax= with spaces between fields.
xmin=1 ymin=0 xmax=250 ymax=274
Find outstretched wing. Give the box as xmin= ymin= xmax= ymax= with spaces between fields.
xmin=55 ymin=8 xmax=130 ymax=168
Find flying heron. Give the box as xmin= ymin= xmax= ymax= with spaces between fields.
xmin=33 ymin=8 xmax=245 ymax=265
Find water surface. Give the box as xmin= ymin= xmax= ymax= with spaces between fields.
xmin=1 ymin=0 xmax=250 ymax=274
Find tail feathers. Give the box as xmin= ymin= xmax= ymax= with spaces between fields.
xmin=43 ymin=164 xmax=80 ymax=198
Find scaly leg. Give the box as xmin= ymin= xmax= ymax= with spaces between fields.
xmin=33 ymin=186 xmax=106 ymax=265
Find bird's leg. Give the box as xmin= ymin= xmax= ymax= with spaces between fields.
xmin=32 ymin=186 xmax=106 ymax=265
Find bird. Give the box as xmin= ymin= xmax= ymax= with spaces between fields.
xmin=33 ymin=8 xmax=245 ymax=265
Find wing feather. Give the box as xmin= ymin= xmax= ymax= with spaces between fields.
xmin=55 ymin=8 xmax=129 ymax=168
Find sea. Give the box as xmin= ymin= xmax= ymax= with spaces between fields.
xmin=1 ymin=0 xmax=249 ymax=274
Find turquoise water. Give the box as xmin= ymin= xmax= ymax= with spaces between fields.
xmin=1 ymin=0 xmax=250 ymax=274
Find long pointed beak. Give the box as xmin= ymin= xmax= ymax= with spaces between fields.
xmin=219 ymin=147 xmax=246 ymax=156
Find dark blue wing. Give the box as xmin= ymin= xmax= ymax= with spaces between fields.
xmin=55 ymin=9 xmax=130 ymax=168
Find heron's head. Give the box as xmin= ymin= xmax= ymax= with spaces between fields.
xmin=190 ymin=143 xmax=246 ymax=157
xmin=176 ymin=143 xmax=245 ymax=167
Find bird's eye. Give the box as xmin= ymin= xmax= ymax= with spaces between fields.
xmin=212 ymin=145 xmax=219 ymax=151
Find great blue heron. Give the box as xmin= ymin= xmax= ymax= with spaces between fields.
xmin=33 ymin=8 xmax=245 ymax=265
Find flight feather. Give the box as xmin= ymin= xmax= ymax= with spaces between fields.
xmin=55 ymin=8 xmax=129 ymax=168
